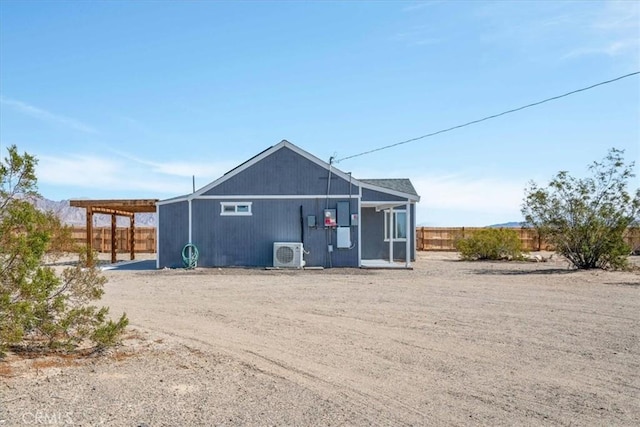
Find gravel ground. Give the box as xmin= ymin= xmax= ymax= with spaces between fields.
xmin=1 ymin=252 xmax=639 ymax=426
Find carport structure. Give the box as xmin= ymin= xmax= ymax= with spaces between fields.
xmin=70 ymin=199 xmax=158 ymax=265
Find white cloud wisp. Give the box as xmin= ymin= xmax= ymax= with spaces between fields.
xmin=36 ymin=153 xmax=232 ymax=198
xmin=0 ymin=97 xmax=98 ymax=134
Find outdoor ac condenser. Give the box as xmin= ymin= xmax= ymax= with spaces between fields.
xmin=273 ymin=242 xmax=305 ymax=268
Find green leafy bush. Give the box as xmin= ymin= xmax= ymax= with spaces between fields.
xmin=0 ymin=145 xmax=128 ymax=357
xmin=455 ymin=228 xmax=525 ymax=261
xmin=522 ymin=148 xmax=639 ymax=270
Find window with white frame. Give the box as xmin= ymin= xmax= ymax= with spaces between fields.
xmin=220 ymin=202 xmax=252 ymax=216
xmin=384 ymin=209 xmax=407 ymax=241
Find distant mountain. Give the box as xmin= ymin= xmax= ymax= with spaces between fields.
xmin=487 ymin=221 xmax=525 ymax=228
xmin=33 ymin=198 xmax=157 ymax=227
xmin=417 ymin=222 xmax=527 ymax=228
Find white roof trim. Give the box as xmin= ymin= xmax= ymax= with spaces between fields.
xmin=195 ymin=194 xmax=360 ymax=200
xmin=157 ymin=197 xmax=189 ymax=206
xmin=361 ymin=201 xmax=415 ymax=208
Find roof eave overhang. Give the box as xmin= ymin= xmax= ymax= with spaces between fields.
xmin=359 ymin=181 xmax=420 ymax=202
xmin=156 ymin=197 xmax=189 ymax=206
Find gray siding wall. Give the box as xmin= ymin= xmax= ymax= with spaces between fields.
xmin=204 ymin=147 xmax=358 ymax=196
xmin=191 ymin=198 xmax=358 ymax=267
xmin=158 ymin=146 xmax=418 ymax=267
xmin=361 ymin=205 xmax=416 ymax=261
xmin=361 ymin=188 xmax=407 ymax=202
xmin=158 ymin=201 xmax=189 ymax=268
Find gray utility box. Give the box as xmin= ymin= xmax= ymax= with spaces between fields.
xmin=337 ymin=201 xmax=350 ymax=227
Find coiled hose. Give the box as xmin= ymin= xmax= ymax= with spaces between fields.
xmin=182 ymin=243 xmax=199 ymax=269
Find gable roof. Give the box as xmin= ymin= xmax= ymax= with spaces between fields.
xmin=360 ymin=179 xmax=418 ymax=197
xmin=157 ymin=140 xmax=419 ymax=204
xmin=191 ymin=140 xmax=357 ymax=197
xmin=222 ymin=144 xmax=274 ymax=177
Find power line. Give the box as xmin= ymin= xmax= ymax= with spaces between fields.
xmin=335 ymin=71 xmax=640 ymax=163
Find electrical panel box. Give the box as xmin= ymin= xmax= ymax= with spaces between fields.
xmin=324 ymin=209 xmax=337 ymax=227
xmin=350 ymin=213 xmax=359 ymax=226
xmin=337 ymin=201 xmax=350 ymax=227
xmin=307 ymin=215 xmax=316 ymax=228
xmin=337 ymin=227 xmax=351 ymax=248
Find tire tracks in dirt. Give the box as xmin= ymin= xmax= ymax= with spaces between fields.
xmin=132 ymin=322 xmax=436 ymax=425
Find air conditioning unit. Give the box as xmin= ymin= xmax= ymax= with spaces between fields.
xmin=273 ymin=242 xmax=305 ymax=268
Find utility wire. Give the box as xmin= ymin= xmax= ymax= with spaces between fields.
xmin=335 ymin=71 xmax=640 ymax=163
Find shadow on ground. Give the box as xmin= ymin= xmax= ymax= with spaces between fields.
xmin=605 ymin=281 xmax=640 ymax=287
xmin=102 ymin=260 xmax=157 ymax=271
xmin=472 ymin=268 xmax=576 ymax=276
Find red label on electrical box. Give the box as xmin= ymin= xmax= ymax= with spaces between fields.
xmin=324 ymin=209 xmax=337 ymax=227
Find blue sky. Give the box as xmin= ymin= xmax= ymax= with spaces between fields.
xmin=1 ymin=0 xmax=638 ymax=226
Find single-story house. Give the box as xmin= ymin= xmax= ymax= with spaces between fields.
xmin=157 ymin=140 xmax=420 ymax=268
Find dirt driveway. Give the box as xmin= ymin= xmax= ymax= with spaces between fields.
xmin=2 ymin=253 xmax=639 ymax=426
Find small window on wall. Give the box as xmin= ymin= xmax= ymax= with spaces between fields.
xmin=220 ymin=202 xmax=252 ymax=216
xmin=384 ymin=210 xmax=407 ymax=241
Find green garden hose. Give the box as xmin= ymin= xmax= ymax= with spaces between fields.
xmin=182 ymin=243 xmax=199 ymax=269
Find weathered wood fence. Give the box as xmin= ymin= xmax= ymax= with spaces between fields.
xmin=416 ymin=227 xmax=640 ymax=252
xmin=70 ymin=226 xmax=156 ymax=253
xmin=416 ymin=227 xmax=548 ymax=251
xmin=69 ymin=226 xmax=640 ymax=254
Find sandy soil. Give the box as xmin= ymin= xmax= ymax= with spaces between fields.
xmin=1 ymin=252 xmax=639 ymax=426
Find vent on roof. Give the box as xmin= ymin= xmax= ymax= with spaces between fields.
xmin=273 ymin=242 xmax=305 ymax=268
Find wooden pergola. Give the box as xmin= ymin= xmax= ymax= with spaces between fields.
xmin=70 ymin=199 xmax=158 ymax=265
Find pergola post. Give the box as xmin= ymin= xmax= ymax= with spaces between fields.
xmin=86 ymin=207 xmax=94 ymax=266
xmin=111 ymin=214 xmax=117 ymax=264
xmin=129 ymin=214 xmax=135 ymax=261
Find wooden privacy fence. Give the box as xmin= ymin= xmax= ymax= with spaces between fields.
xmin=69 ymin=226 xmax=640 ymax=254
xmin=416 ymin=227 xmax=640 ymax=252
xmin=416 ymin=227 xmax=548 ymax=251
xmin=70 ymin=226 xmax=156 ymax=253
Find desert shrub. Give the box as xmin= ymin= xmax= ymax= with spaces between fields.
xmin=522 ymin=148 xmax=639 ymax=270
xmin=0 ymin=145 xmax=128 ymax=357
xmin=455 ymin=228 xmax=524 ymax=261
